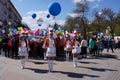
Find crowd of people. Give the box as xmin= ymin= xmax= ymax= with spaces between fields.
xmin=0 ymin=28 xmax=120 ymax=72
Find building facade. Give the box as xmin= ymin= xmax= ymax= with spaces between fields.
xmin=0 ymin=0 xmax=22 ymax=35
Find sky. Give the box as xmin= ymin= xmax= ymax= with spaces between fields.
xmin=11 ymin=0 xmax=120 ymax=30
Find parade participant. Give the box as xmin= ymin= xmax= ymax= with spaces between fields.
xmin=89 ymin=37 xmax=94 ymax=55
xmin=64 ymin=33 xmax=72 ymax=61
xmin=24 ymin=31 xmax=30 ymax=61
xmin=18 ymin=34 xmax=29 ymax=69
xmin=43 ymin=29 xmax=56 ymax=72
xmin=81 ymin=36 xmax=88 ymax=58
xmin=2 ymin=35 xmax=9 ymax=57
xmin=42 ymin=32 xmax=48 ymax=60
xmin=71 ymin=31 xmax=81 ymax=67
xmin=12 ymin=35 xmax=19 ymax=58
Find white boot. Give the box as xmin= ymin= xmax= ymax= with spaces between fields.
xmin=66 ymin=53 xmax=69 ymax=61
xmin=21 ymin=59 xmax=25 ymax=69
xmin=48 ymin=60 xmax=51 ymax=72
xmin=25 ymin=54 xmax=29 ymax=62
xmin=48 ymin=60 xmax=54 ymax=72
xmin=73 ymin=58 xmax=77 ymax=67
xmin=44 ymin=53 xmax=47 ymax=60
xmin=75 ymin=58 xmax=78 ymax=67
xmin=73 ymin=58 xmax=76 ymax=67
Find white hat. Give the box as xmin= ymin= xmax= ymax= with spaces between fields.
xmin=49 ymin=29 xmax=53 ymax=35
xmin=74 ymin=30 xmax=77 ymax=34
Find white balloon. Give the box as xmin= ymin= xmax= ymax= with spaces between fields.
xmin=2 ymin=30 xmax=5 ymax=33
xmin=37 ymin=18 xmax=43 ymax=25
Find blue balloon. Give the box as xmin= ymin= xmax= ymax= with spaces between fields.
xmin=32 ymin=13 xmax=37 ymax=19
xmin=47 ymin=14 xmax=50 ymax=18
xmin=38 ymin=24 xmax=41 ymax=26
xmin=28 ymin=35 xmax=33 ymax=40
xmin=53 ymin=29 xmax=56 ymax=32
xmin=48 ymin=2 xmax=61 ymax=16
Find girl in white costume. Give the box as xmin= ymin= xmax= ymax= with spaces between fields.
xmin=64 ymin=34 xmax=72 ymax=61
xmin=44 ymin=30 xmax=56 ymax=72
xmin=18 ymin=35 xmax=29 ymax=69
xmin=71 ymin=34 xmax=81 ymax=67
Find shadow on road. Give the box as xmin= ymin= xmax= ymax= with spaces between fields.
xmin=25 ymin=68 xmax=48 ymax=73
xmin=87 ymin=53 xmax=118 ymax=60
xmin=78 ymin=66 xmax=117 ymax=72
xmin=25 ymin=67 xmax=99 ymax=78
xmin=53 ymin=71 xmax=99 ymax=78
xmin=79 ymin=61 xmax=98 ymax=64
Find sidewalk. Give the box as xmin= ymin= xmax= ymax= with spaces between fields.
xmin=0 ymin=49 xmax=120 ymax=80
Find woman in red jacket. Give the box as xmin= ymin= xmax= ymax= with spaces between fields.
xmin=71 ymin=34 xmax=81 ymax=67
xmin=64 ymin=33 xmax=72 ymax=61
xmin=43 ymin=29 xmax=56 ymax=72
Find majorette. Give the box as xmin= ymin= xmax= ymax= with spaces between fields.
xmin=64 ymin=32 xmax=72 ymax=61
xmin=43 ymin=28 xmax=56 ymax=72
xmin=71 ymin=31 xmax=81 ymax=67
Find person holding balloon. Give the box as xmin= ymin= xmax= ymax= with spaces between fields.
xmin=43 ymin=29 xmax=56 ymax=72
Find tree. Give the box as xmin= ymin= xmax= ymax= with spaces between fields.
xmin=114 ymin=10 xmax=120 ymax=36
xmin=65 ymin=16 xmax=81 ymax=31
xmin=101 ymin=8 xmax=116 ymax=38
xmin=92 ymin=11 xmax=108 ymax=33
xmin=73 ymin=0 xmax=89 ymax=37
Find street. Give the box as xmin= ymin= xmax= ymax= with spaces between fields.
xmin=0 ymin=49 xmax=120 ymax=80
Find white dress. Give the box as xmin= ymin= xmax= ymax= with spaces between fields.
xmin=72 ymin=40 xmax=81 ymax=54
xmin=18 ymin=41 xmax=28 ymax=56
xmin=46 ymin=38 xmax=56 ymax=57
xmin=64 ymin=40 xmax=72 ymax=51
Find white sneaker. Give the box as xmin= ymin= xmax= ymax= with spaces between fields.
xmin=74 ymin=64 xmax=77 ymax=67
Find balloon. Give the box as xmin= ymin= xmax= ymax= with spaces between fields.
xmin=48 ymin=2 xmax=61 ymax=16
xmin=2 ymin=30 xmax=5 ymax=34
xmin=28 ymin=35 xmax=33 ymax=40
xmin=9 ymin=28 xmax=12 ymax=32
xmin=13 ymin=29 xmax=17 ymax=34
xmin=9 ymin=31 xmax=12 ymax=35
xmin=53 ymin=29 xmax=56 ymax=32
xmin=17 ymin=31 xmax=21 ymax=35
xmin=37 ymin=18 xmax=43 ymax=25
xmin=23 ymin=28 xmax=28 ymax=31
xmin=58 ymin=27 xmax=61 ymax=30
xmin=32 ymin=13 xmax=37 ymax=19
xmin=18 ymin=27 xmax=23 ymax=31
xmin=0 ymin=38 xmax=2 ymax=42
xmin=46 ymin=14 xmax=50 ymax=18
xmin=97 ymin=33 xmax=100 ymax=37
xmin=38 ymin=24 xmax=41 ymax=26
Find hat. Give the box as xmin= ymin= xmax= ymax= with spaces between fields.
xmin=49 ymin=28 xmax=53 ymax=35
xmin=74 ymin=30 xmax=77 ymax=34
